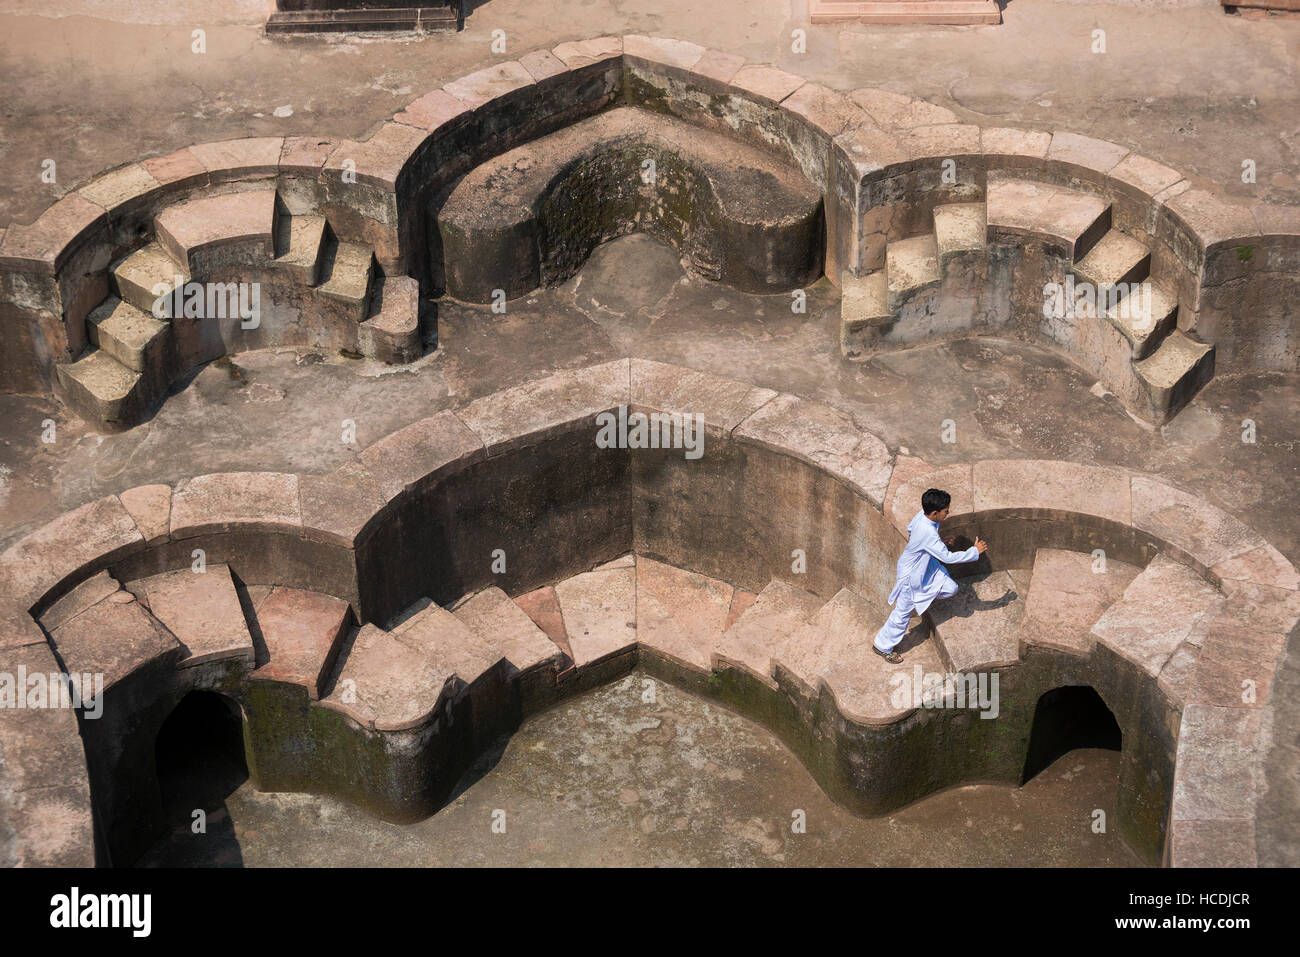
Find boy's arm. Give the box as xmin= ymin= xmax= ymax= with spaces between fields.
xmin=921 ymin=528 xmax=980 ymax=565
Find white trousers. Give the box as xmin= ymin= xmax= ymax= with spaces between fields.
xmin=873 ymin=572 xmax=959 ymax=653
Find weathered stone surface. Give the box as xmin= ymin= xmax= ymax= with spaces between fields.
xmin=850 ymin=88 xmax=957 ymax=130
xmin=1020 ymin=548 xmax=1140 ymax=655
xmin=834 ymin=123 xmax=910 ymax=177
xmin=1 ymin=781 xmax=95 ymax=867
xmin=77 ymin=164 xmax=161 ymax=214
xmin=297 ymin=460 xmax=387 ymax=548
xmin=897 ymin=123 xmax=981 ymax=158
xmin=630 ymin=359 xmax=777 ymax=436
xmin=323 ymin=122 xmax=427 ymax=190
xmin=1158 ymin=641 xmax=1201 ymax=710
xmin=0 ymin=599 xmax=45 ymax=651
xmin=622 ymin=34 xmax=705 ymax=72
xmin=518 ymin=48 xmax=568 ymax=83
xmin=0 ymin=496 xmax=143 ymax=607
xmin=0 ymin=192 xmax=106 ymax=273
xmin=1173 ymin=703 xmax=1261 ymax=821
xmin=929 ymin=570 xmax=1024 ymax=671
xmin=155 ymin=187 xmax=276 ymax=273
xmin=735 ymin=393 xmax=893 ymax=507
xmin=443 ymin=61 xmax=534 ymax=110
xmin=456 ymin=359 xmax=629 ymax=455
xmin=0 ymin=644 xmax=90 ymax=795
xmin=972 ymin=459 xmax=1132 ymax=525
xmin=712 ymin=579 xmax=821 ymax=688
xmin=1169 ymin=819 xmax=1256 ymax=868
xmin=1163 ymin=189 xmax=1259 ymax=250
xmin=321 ymin=623 xmax=449 ymax=732
xmin=187 ymin=137 xmax=284 ymax=177
xmin=1109 ymin=153 xmax=1184 ymax=198
xmin=1213 ymin=543 xmax=1299 ymax=592
xmin=1091 ymin=553 xmax=1222 ymax=678
xmin=1131 ymin=476 xmax=1263 ymax=571
xmin=1046 ymin=131 xmax=1129 ymax=173
xmin=356 ymin=410 xmax=485 ymax=503
xmin=550 ymin=36 xmax=622 ymax=70
xmin=141 ymin=148 xmax=208 ymax=189
xmin=453 ymin=585 xmax=563 ymax=676
xmin=693 ymin=48 xmax=746 ymax=84
xmin=985 ymin=174 xmax=1110 ymax=259
xmin=513 ymin=585 xmax=571 ymax=658
xmin=170 ymin=472 xmax=301 ymax=538
xmin=137 ymin=562 xmax=253 ymax=667
xmin=37 ymin=570 xmax=119 ymax=633
xmin=252 ymin=586 xmax=351 ymax=698
xmin=393 ymin=89 xmax=471 ymax=132
xmin=782 ymin=83 xmax=867 ymax=139
xmin=49 ymin=590 xmax=179 ymax=689
xmin=889 ymin=463 xmax=973 ymax=534
xmin=554 ymin=565 xmax=636 ymax=668
xmin=1187 ymin=609 xmax=1285 ymax=710
xmin=728 ymin=64 xmax=805 ymax=105
xmin=119 ymin=484 xmax=172 ymax=545
xmin=979 ymin=126 xmax=1050 ymax=159
xmin=634 ymin=557 xmax=733 ymax=674
xmin=278 ymin=135 xmax=336 ymax=174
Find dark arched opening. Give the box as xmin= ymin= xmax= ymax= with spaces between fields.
xmin=1021 ymin=685 xmax=1122 ymax=784
xmin=146 ymin=690 xmax=248 ymax=866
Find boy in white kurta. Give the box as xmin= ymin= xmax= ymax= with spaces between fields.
xmin=873 ymin=488 xmax=986 ymax=663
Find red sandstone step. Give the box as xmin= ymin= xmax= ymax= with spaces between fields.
xmin=1019 ymin=548 xmax=1141 ymax=656
xmin=111 ymin=243 xmax=189 ymax=317
xmin=634 ymin=557 xmax=735 ymax=674
xmin=932 ymin=203 xmax=987 ymax=272
xmin=55 ymin=349 xmax=150 ymax=430
xmin=927 ymin=570 xmax=1027 ymax=672
xmin=1071 ymin=229 xmax=1152 ymax=290
xmin=86 ymin=298 xmax=168 ymax=376
xmin=985 ymin=174 xmax=1111 ymax=261
xmin=711 ymin=579 xmax=822 ymax=689
xmin=320 ymin=623 xmax=456 ymax=731
xmin=394 ymin=600 xmax=503 ymax=691
xmin=154 ymin=188 xmax=277 ymax=275
xmin=250 ymin=586 xmax=352 ymax=698
xmin=1090 ymin=553 xmax=1222 ymax=679
xmin=317 ymin=239 xmax=375 ymax=322
xmin=553 ymin=560 xmax=638 ymax=669
xmin=273 ymin=213 xmax=328 ymax=285
xmin=46 ymin=584 xmax=180 ymax=691
xmin=133 ymin=562 xmax=255 ymax=668
xmin=1133 ymin=331 xmax=1215 ymax=422
xmin=886 ymin=233 xmax=941 ymax=311
xmin=781 ymin=587 xmax=945 ymax=724
xmin=810 ymin=0 xmax=1002 ymax=25
xmin=452 ymin=585 xmax=566 ymax=679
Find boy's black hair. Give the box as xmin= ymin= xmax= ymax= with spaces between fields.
xmin=922 ymin=488 xmax=951 ymax=515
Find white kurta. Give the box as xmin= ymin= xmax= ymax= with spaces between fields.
xmin=873 ymin=510 xmax=980 ymax=653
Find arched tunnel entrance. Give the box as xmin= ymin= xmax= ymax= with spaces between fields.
xmin=1021 ymin=685 xmax=1123 ymax=784
xmin=148 ymin=690 xmax=249 ymax=866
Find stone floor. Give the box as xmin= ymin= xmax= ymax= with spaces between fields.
xmin=0 ymin=0 xmax=1296 ymax=230
xmin=137 ymin=671 xmax=1144 ymax=867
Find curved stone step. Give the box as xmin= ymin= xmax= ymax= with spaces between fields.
xmin=317 ymin=239 xmax=375 ymax=322
xmin=452 ymin=585 xmax=565 ymax=679
xmin=886 ymin=232 xmax=941 ymax=311
xmin=926 ymin=569 xmax=1026 ymax=672
xmin=273 ymin=212 xmax=328 ymax=285
xmin=840 ymin=270 xmax=891 ymax=358
xmin=1071 ymin=228 xmax=1151 ymax=289
xmin=359 ymin=275 xmax=421 ymax=363
xmin=985 ymin=174 xmax=1110 ymax=260
xmin=781 ymin=586 xmax=946 ymax=724
xmin=154 ymin=188 xmax=277 ymax=274
xmin=132 ymin=562 xmax=255 ymax=669
xmin=1133 ymin=330 xmax=1215 ymax=422
xmin=553 ymin=560 xmax=637 ymax=669
xmin=711 ymin=578 xmax=822 ymax=689
xmin=249 ymin=586 xmax=351 ymax=698
xmin=932 ymin=202 xmax=987 ymax=271
xmin=810 ymin=0 xmax=1002 ymax=24
xmin=87 ymin=298 xmax=168 ymax=376
xmin=111 ymin=243 xmax=189 ymax=318
xmin=54 ymin=349 xmax=151 ymax=429
xmin=1019 ymin=548 xmax=1141 ymax=656
xmin=1103 ymin=280 xmax=1178 ymax=360
xmin=634 ymin=557 xmax=735 ymax=674
xmin=46 ymin=581 xmax=180 ymax=692
xmin=1091 ymin=553 xmax=1222 ymax=682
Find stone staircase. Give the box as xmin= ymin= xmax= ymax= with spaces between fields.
xmin=841 ymin=174 xmax=1216 ymax=424
xmin=55 ymin=187 xmax=420 ymax=430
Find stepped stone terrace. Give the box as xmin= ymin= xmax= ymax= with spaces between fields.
xmin=0 ymin=7 xmax=1298 ymax=871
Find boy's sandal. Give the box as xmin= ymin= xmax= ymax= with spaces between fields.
xmin=873 ymin=647 xmax=904 ymax=664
